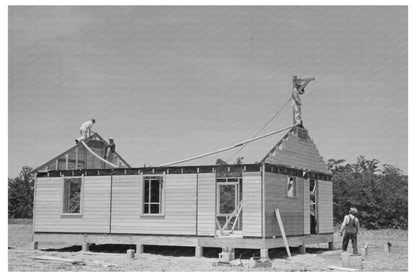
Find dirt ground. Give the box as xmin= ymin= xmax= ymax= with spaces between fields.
xmin=8 ymin=221 xmax=408 ymax=272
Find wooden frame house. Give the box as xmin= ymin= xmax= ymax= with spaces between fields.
xmin=32 ymin=126 xmax=333 ymax=258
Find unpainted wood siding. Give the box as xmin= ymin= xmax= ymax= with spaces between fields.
xmin=34 ymin=176 xmax=111 ymax=233
xmin=197 ymin=173 xmax=216 ymax=236
xmin=242 ymin=172 xmax=262 ymax=237
xmin=317 ymin=180 xmax=333 ymax=233
xmin=264 ymin=131 xmax=330 ymax=174
xmin=264 ymin=172 xmax=305 ymax=237
xmin=110 ymin=174 xmax=197 ymax=235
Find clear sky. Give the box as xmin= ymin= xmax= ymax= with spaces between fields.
xmin=8 ymin=6 xmax=408 ymax=177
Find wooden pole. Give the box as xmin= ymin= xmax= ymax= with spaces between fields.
xmin=161 ymin=125 xmax=294 ymax=166
xmin=65 ymin=154 xmax=69 ymax=170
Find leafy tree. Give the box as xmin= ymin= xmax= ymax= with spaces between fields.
xmin=329 ymin=156 xmax=408 ymax=229
xmin=8 ymin=166 xmax=34 ymax=218
xmin=216 ymin=159 xmax=228 ymax=165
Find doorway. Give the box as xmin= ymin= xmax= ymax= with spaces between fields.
xmin=310 ymin=179 xmax=318 ymax=234
xmin=216 ymin=177 xmax=243 ymax=236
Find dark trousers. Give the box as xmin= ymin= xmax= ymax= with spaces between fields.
xmin=342 ymin=232 xmax=358 ymax=254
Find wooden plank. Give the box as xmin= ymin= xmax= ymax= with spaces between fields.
xmin=75 ymin=147 xmax=78 ymax=169
xmin=275 ymin=208 xmax=291 ymax=258
xmin=327 ymin=266 xmax=359 ymax=272
xmin=33 ymin=256 xmax=85 ymax=265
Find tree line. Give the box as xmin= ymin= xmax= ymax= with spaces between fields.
xmin=329 ymin=156 xmax=407 ymax=229
xmin=8 ymin=156 xmax=408 ymax=229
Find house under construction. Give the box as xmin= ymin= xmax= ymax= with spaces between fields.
xmin=31 ymin=77 xmax=334 ymax=258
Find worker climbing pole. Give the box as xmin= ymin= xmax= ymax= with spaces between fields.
xmin=292 ymin=75 xmax=315 ymax=127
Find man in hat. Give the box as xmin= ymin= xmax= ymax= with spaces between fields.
xmin=340 ymin=207 xmax=360 ymax=254
xmin=104 ymin=137 xmax=116 ymax=162
xmin=75 ymin=119 xmax=96 ymax=144
xmin=292 ymin=80 xmax=305 ymax=127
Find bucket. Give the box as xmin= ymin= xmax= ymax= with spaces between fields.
xmin=219 ymin=252 xmax=231 ymax=262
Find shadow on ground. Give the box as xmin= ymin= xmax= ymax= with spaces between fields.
xmin=41 ymin=244 xmax=334 ymax=259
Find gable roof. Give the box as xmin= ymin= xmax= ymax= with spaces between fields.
xmin=175 ymin=126 xmax=330 ymax=174
xmin=33 ymin=133 xmax=131 ymax=172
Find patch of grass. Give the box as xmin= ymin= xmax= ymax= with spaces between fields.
xmin=8 ymin=218 xmax=33 ymax=225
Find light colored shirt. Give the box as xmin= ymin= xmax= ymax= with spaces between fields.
xmin=292 ymin=88 xmax=302 ymax=106
xmin=80 ymin=120 xmax=94 ymax=132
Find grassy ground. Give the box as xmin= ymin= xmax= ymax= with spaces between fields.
xmin=8 ymin=221 xmax=408 ymax=272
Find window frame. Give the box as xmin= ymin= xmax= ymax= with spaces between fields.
xmin=141 ymin=174 xmax=165 ymax=217
xmin=286 ymin=176 xmax=297 ymax=198
xmin=216 ymin=178 xmax=241 ymax=216
xmin=61 ymin=176 xmax=84 ymax=216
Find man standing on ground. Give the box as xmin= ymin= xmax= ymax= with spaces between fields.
xmin=75 ymin=119 xmax=96 ymax=144
xmin=340 ymin=207 xmax=360 ymax=254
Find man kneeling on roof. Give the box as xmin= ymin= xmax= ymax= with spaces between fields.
xmin=75 ymin=119 xmax=96 ymax=144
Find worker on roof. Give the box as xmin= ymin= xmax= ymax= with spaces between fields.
xmin=75 ymin=119 xmax=96 ymax=144
xmin=340 ymin=207 xmax=360 ymax=254
xmin=292 ymin=80 xmax=305 ymax=127
xmin=104 ymin=137 xmax=116 ymax=162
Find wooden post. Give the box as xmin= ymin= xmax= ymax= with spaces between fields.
xmin=65 ymin=154 xmax=69 ymax=170
xmin=292 ymin=75 xmax=297 ymax=125
xmin=261 ymin=163 xmax=266 ymax=240
xmin=136 ymin=244 xmax=143 ymax=254
xmin=260 ymin=248 xmax=269 ymax=260
xmin=361 ymin=242 xmax=368 ymax=256
xmin=195 ymin=246 xmax=203 ymax=257
xmin=275 ymin=208 xmax=291 ymax=259
xmin=75 ymin=147 xmax=78 ymax=169
xmin=384 ymin=242 xmax=392 ymax=253
xmin=82 ymin=243 xmax=90 ymax=252
xmin=299 ymin=244 xmax=306 ymax=254
xmin=126 ymin=249 xmax=135 ymax=259
xmin=32 ymin=173 xmax=37 ymax=246
xmin=31 ymin=241 xmax=38 ymax=251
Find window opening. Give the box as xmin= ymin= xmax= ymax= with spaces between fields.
xmin=143 ymin=176 xmax=163 ymax=214
xmin=63 ymin=178 xmax=82 ymax=214
xmin=310 ymin=179 xmax=318 ymax=234
xmin=287 ymin=177 xmax=297 ymax=198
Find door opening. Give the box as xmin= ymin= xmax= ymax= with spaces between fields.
xmin=216 ymin=177 xmax=243 ymax=237
xmin=310 ymin=179 xmax=318 ymax=234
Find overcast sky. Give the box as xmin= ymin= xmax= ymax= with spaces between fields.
xmin=8 ymin=6 xmax=407 ymax=177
